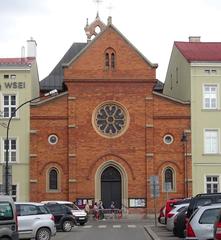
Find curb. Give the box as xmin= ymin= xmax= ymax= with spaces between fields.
xmin=144 ymin=226 xmax=161 ymax=240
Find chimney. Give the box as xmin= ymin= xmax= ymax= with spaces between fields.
xmin=189 ymin=36 xmax=201 ymax=42
xmin=27 ymin=37 xmax=37 ymax=58
xmin=107 ymin=16 xmax=112 ymax=25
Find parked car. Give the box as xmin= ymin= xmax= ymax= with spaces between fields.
xmin=214 ymin=208 xmax=221 ymax=240
xmin=0 ymin=195 xmax=19 ymax=240
xmin=44 ymin=203 xmax=76 ymax=232
xmin=42 ymin=201 xmax=88 ymax=225
xmin=164 ymin=198 xmax=190 ymax=223
xmin=158 ymin=206 xmax=166 ymax=224
xmin=166 ymin=203 xmax=189 ymax=231
xmin=186 ymin=203 xmax=221 ymax=240
xmin=15 ymin=202 xmax=56 ymax=240
xmin=186 ymin=193 xmax=221 ymax=219
xmin=173 ymin=206 xmax=188 ymax=238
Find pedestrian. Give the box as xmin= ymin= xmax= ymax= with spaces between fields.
xmin=93 ymin=202 xmax=99 ymax=220
xmin=84 ymin=201 xmax=90 ymax=215
xmin=110 ymin=201 xmax=115 ymax=218
xmin=98 ymin=200 xmax=105 ymax=220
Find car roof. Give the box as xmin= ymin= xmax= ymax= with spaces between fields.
xmin=198 ymin=203 xmax=221 ymax=210
xmin=41 ymin=200 xmax=73 ymax=204
xmin=15 ymin=202 xmax=45 ymax=206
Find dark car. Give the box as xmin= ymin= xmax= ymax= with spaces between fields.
xmin=186 ymin=193 xmax=221 ymax=219
xmin=45 ymin=203 xmax=76 ymax=232
xmin=173 ymin=206 xmax=188 ymax=238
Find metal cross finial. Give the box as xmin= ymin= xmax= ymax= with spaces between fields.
xmin=93 ymin=0 xmax=103 ymax=15
xmin=107 ymin=1 xmax=113 ymax=16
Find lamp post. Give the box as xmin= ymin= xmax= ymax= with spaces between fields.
xmin=4 ymin=89 xmax=58 ymax=195
xmin=181 ymin=132 xmax=188 ymax=198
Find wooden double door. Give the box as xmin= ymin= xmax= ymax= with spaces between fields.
xmin=101 ymin=166 xmax=122 ymax=209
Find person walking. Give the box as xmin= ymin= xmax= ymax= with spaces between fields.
xmin=84 ymin=201 xmax=90 ymax=215
xmin=98 ymin=200 xmax=105 ymax=220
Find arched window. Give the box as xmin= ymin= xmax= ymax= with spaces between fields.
xmin=111 ymin=53 xmax=115 ymax=68
xmin=104 ymin=48 xmax=116 ymax=70
xmin=105 ymin=53 xmax=109 ymax=67
xmin=164 ymin=167 xmax=175 ymax=192
xmin=49 ymin=168 xmax=58 ymax=190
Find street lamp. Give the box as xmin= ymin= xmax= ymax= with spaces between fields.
xmin=181 ymin=132 xmax=188 ymax=197
xmin=4 ymin=89 xmax=58 ymax=195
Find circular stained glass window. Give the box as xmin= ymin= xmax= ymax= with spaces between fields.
xmin=93 ymin=102 xmax=129 ymax=138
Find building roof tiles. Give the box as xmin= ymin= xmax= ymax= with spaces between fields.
xmin=175 ymin=42 xmax=221 ymax=62
xmin=0 ymin=57 xmax=35 ymax=65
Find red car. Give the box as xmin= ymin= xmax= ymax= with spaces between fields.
xmin=214 ymin=209 xmax=221 ymax=240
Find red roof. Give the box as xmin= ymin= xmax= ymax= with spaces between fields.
xmin=175 ymin=42 xmax=221 ymax=62
xmin=0 ymin=57 xmax=35 ymax=65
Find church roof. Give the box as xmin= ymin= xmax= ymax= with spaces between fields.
xmin=40 ymin=42 xmax=87 ymax=91
xmin=175 ymin=42 xmax=221 ymax=62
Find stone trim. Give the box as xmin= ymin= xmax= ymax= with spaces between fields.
xmin=69 ymin=179 xmax=77 ymax=183
xmin=69 ymin=154 xmax=76 ymax=158
xmin=30 ymin=179 xmax=37 ymax=183
xmin=68 ymin=96 xmax=76 ymax=100
xmin=68 ymin=124 xmax=76 ymax=128
xmin=30 ymin=154 xmax=37 ymax=157
xmin=145 ymin=124 xmax=153 ymax=128
xmin=145 ymin=97 xmax=153 ymax=100
xmin=30 ymin=129 xmax=38 ymax=134
xmin=146 ymin=153 xmax=154 ymax=157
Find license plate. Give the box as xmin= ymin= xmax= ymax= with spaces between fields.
xmin=79 ymin=217 xmax=85 ymax=220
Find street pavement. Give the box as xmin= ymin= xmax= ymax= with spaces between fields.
xmin=53 ymin=215 xmax=181 ymax=240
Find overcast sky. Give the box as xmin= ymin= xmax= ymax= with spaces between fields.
xmin=1 ymin=0 xmax=221 ymax=82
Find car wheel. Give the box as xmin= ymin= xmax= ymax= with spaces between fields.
xmin=62 ymin=220 xmax=73 ymax=232
xmin=36 ymin=227 xmax=51 ymax=240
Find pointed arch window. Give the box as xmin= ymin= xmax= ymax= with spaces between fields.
xmin=105 ymin=53 xmax=109 ymax=67
xmin=49 ymin=168 xmax=58 ymax=190
xmin=164 ymin=167 xmax=175 ymax=192
xmin=104 ymin=48 xmax=116 ymax=70
xmin=111 ymin=53 xmax=115 ymax=68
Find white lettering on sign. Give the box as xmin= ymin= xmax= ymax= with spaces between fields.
xmin=4 ymin=82 xmax=25 ymax=89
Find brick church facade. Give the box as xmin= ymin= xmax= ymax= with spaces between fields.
xmin=30 ymin=16 xmax=191 ymax=214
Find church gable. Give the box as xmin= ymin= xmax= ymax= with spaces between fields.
xmin=64 ymin=22 xmax=157 ymax=81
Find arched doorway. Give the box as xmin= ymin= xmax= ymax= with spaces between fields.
xmin=101 ymin=166 xmax=122 ymax=209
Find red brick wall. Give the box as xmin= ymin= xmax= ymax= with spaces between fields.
xmin=30 ymin=26 xmax=191 ymax=214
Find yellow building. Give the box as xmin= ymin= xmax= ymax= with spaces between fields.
xmin=0 ymin=39 xmax=39 ymax=201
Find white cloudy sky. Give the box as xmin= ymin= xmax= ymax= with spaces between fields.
xmin=0 ymin=0 xmax=221 ymax=82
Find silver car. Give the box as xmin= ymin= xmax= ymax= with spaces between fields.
xmin=15 ymin=202 xmax=56 ymax=240
xmin=186 ymin=203 xmax=221 ymax=240
xmin=166 ymin=203 xmax=189 ymax=231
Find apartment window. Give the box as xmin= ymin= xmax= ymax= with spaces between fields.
xmin=164 ymin=167 xmax=175 ymax=191
xmin=0 ymin=184 xmax=17 ymax=201
xmin=203 ymin=84 xmax=218 ymax=109
xmin=204 ymin=129 xmax=219 ymax=154
xmin=3 ymin=95 xmax=16 ymax=118
xmin=206 ymin=176 xmax=219 ymax=193
xmin=49 ymin=168 xmax=58 ymax=190
xmin=3 ymin=139 xmax=17 ymax=162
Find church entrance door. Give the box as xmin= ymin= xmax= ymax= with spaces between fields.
xmin=101 ymin=166 xmax=122 ymax=209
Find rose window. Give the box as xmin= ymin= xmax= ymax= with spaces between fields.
xmin=94 ymin=103 xmax=128 ymax=137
